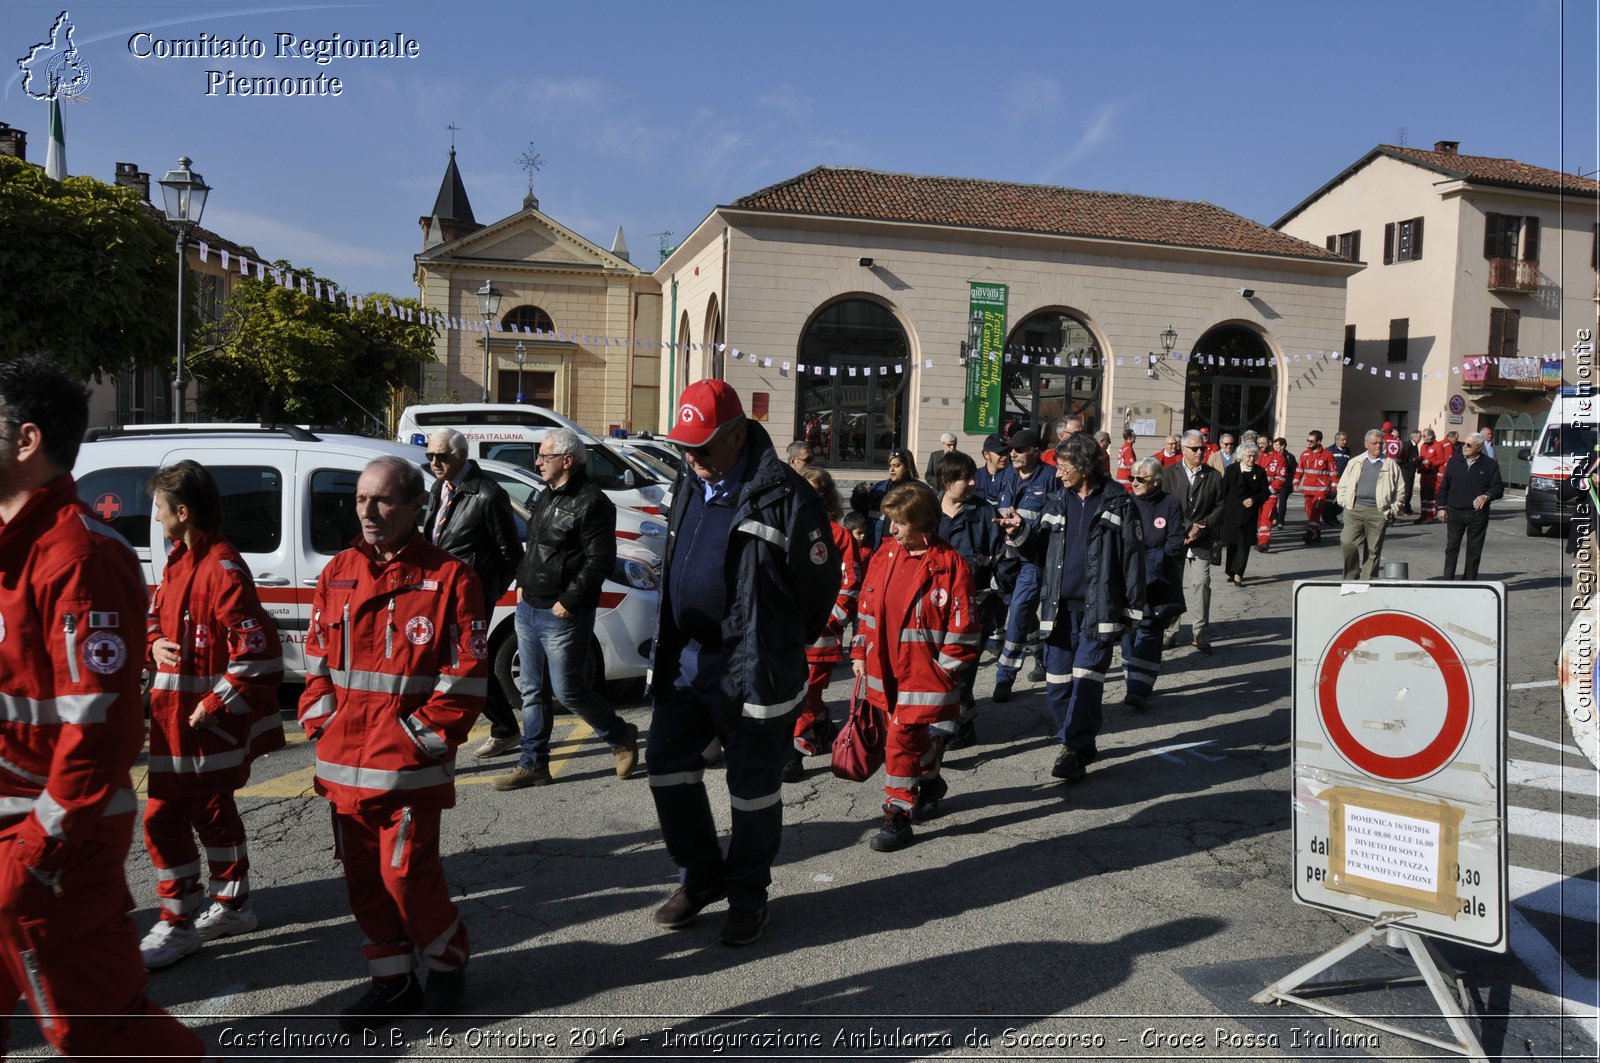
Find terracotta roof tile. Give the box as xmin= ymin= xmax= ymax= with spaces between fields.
xmin=730 ymin=166 xmax=1339 ymax=261
xmin=1379 ymin=145 xmax=1600 ymax=195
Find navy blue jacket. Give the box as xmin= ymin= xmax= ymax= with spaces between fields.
xmin=1009 ymin=478 xmax=1147 ymax=641
xmin=652 ymin=421 xmax=841 ymax=728
xmin=1437 ymin=454 xmax=1505 ymax=512
xmin=1132 ymin=488 xmax=1186 ymax=624
xmin=938 ymin=496 xmax=1005 ymax=608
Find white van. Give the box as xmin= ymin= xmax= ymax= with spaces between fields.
xmin=73 ymin=424 xmax=658 ymax=697
xmin=396 ymin=404 xmax=668 ymax=514
xmin=1523 ymin=386 xmax=1599 ymax=536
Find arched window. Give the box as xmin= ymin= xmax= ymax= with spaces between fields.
xmin=1183 ymin=324 xmax=1277 ymax=437
xmin=795 ymin=298 xmax=910 ymax=468
xmin=503 ymin=305 xmax=554 ymax=334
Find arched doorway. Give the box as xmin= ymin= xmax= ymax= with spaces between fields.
xmin=1184 ymin=324 xmax=1276 ymax=438
xmin=1002 ymin=310 xmax=1103 ymax=444
xmin=795 ymin=298 xmax=911 ymax=469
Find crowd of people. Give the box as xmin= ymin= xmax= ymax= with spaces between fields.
xmin=0 ymin=352 xmax=1514 ymax=1051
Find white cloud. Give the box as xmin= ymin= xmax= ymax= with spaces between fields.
xmin=759 ymin=86 xmax=814 ymax=121
xmin=1004 ymin=75 xmax=1064 ymax=127
xmin=1044 ymin=99 xmax=1123 ymax=178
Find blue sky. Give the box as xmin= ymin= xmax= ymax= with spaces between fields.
xmin=4 ymin=1 xmax=1595 ymax=298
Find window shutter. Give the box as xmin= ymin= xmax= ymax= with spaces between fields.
xmin=1504 ymin=308 xmax=1520 ymax=355
xmin=1344 ymin=324 xmax=1356 ymax=360
xmin=1488 ymin=308 xmax=1505 ymax=358
xmin=1484 ymin=214 xmax=1499 ymax=258
xmin=1326 ymin=235 xmax=1336 ymax=252
xmin=1384 ymin=222 xmax=1396 ymax=264
xmin=1523 ymin=217 xmax=1539 ymax=262
xmin=1409 ymin=218 xmax=1421 ymax=260
xmin=1351 ymin=231 xmax=1361 ymax=263
xmin=1592 ymin=223 xmax=1598 ymax=270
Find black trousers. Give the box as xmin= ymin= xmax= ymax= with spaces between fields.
xmin=1442 ymin=507 xmax=1490 ymax=580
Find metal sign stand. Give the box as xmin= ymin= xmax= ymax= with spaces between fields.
xmin=1252 ymin=913 xmax=1488 ymax=1062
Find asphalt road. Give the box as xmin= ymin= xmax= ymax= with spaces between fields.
xmin=9 ymin=492 xmax=1597 ymax=1061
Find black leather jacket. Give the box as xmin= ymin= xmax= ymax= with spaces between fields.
xmin=424 ymin=460 xmax=522 ymax=603
xmin=514 ymin=466 xmax=616 ymax=612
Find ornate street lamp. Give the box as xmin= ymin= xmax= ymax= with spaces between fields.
xmin=475 ymin=279 xmax=503 ymax=401
xmin=959 ymin=310 xmax=984 ymax=364
xmin=158 ymin=157 xmax=210 ymax=422
xmin=514 ymin=340 xmax=527 ymax=403
xmin=1153 ymin=324 xmax=1178 ymax=377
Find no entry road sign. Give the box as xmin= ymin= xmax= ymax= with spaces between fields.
xmin=1292 ymin=580 xmax=1506 ymax=951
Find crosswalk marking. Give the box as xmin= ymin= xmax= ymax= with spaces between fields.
xmin=1509 ymin=805 xmax=1600 ymax=847
xmin=1511 ymin=865 xmax=1599 ymax=924
xmin=1508 ymin=757 xmax=1600 ymax=798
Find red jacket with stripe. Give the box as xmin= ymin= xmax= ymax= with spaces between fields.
xmin=1295 ymin=446 xmax=1338 ymax=496
xmin=146 ymin=531 xmax=285 ymax=796
xmin=851 ymin=539 xmax=979 ymax=725
xmin=0 ymin=475 xmax=145 ymax=875
xmin=298 ymin=533 xmax=487 ymax=814
xmin=806 ymin=520 xmax=862 ymax=665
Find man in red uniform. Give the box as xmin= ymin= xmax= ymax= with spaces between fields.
xmin=300 ymin=455 xmax=486 ymax=1031
xmin=1294 ymin=430 xmax=1338 ymax=543
xmin=1256 ymin=441 xmax=1287 ymax=551
xmin=1155 ymin=434 xmax=1183 ymax=468
xmin=0 ymin=356 xmax=205 ymax=1059
xmin=1416 ymin=428 xmax=1453 ymax=524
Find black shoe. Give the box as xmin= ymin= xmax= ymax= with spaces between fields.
xmin=781 ymin=753 xmax=805 ymax=784
xmin=992 ymin=681 xmax=1013 ymax=703
xmin=423 ymin=964 xmax=467 ymax=1015
xmin=1051 ymin=747 xmax=1092 ymax=783
xmin=719 ymin=906 xmax=769 ymax=947
xmin=653 ymin=883 xmax=728 ymax=929
xmin=1026 ymin=663 xmax=1047 ymax=683
xmin=337 ymin=973 xmax=424 ymax=1033
xmin=1194 ymin=639 xmax=1213 ymax=655
xmin=869 ymin=808 xmax=914 ymax=851
xmin=912 ymin=776 xmax=948 ymax=823
xmin=1123 ymin=692 xmax=1148 ymax=710
xmin=813 ymin=717 xmax=838 ymax=749
xmin=945 ymin=719 xmax=978 ymax=751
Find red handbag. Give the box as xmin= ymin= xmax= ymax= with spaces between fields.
xmin=831 ymin=675 xmax=885 ymax=782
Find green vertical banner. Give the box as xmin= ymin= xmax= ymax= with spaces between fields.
xmin=964 ymin=281 xmax=1008 ymax=434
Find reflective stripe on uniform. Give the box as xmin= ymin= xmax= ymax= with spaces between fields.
xmin=895 ymin=689 xmax=958 ymax=707
xmin=315 ymin=759 xmax=454 ymax=791
xmin=1072 ymin=666 xmax=1106 ymax=684
xmin=303 ymin=654 xmax=330 ymax=678
xmin=147 ymin=746 xmax=250 ymax=773
xmin=0 ymin=691 xmax=119 ymax=727
xmin=742 ymin=689 xmax=806 ymax=720
xmin=301 ymin=694 xmax=336 ymax=722
xmin=227 ymin=658 xmax=278 ymax=677
xmin=151 ymin=673 xmax=216 ymax=694
xmin=729 ymin=789 xmax=782 ymax=813
xmin=155 ymin=859 xmax=201 ymax=882
xmin=435 ymin=674 xmax=487 ymax=697
xmin=736 ymin=520 xmax=788 ymax=550
xmin=402 ymin=715 xmax=449 ymax=758
xmin=331 ymin=669 xmax=436 ymax=696
xmin=648 ymin=769 xmax=705 ymax=788
xmin=1045 ymin=671 xmax=1072 ymax=685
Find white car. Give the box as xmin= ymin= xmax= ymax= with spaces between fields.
xmin=73 ymin=424 xmax=657 ymax=698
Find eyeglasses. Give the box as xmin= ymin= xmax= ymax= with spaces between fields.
xmin=424 ymin=452 xmax=453 ymax=464
xmin=535 ymin=452 xmax=569 ymax=463
xmin=1182 ymin=445 xmax=1202 ymax=451
xmin=1221 ymin=442 xmax=1235 ymax=448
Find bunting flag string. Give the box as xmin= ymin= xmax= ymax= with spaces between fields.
xmin=190 ymin=240 xmax=1578 ymax=389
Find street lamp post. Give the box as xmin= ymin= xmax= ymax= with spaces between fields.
xmin=514 ymin=341 xmax=527 ymax=403
xmin=475 ymin=279 xmax=503 ymax=402
xmin=158 ymin=157 xmax=210 ymax=423
xmin=1153 ymin=324 xmax=1178 ymax=378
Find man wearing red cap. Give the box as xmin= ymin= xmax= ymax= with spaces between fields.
xmin=649 ymin=379 xmax=840 ymax=946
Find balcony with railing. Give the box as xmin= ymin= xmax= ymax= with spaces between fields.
xmin=1462 ymin=356 xmax=1544 ymax=391
xmin=1486 ymin=257 xmax=1540 ymax=293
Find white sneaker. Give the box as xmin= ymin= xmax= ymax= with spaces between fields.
xmin=140 ymin=920 xmax=201 ymax=969
xmin=472 ymin=734 xmax=519 ymax=759
xmin=193 ymin=901 xmax=259 ymax=942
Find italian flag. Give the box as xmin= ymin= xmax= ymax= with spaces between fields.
xmin=45 ymin=95 xmax=66 ymax=181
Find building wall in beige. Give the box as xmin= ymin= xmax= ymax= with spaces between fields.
xmin=660 ymin=213 xmax=1352 ymax=462
xmin=414 ymin=207 xmax=662 ymax=437
xmin=1279 ymin=147 xmax=1598 ymax=441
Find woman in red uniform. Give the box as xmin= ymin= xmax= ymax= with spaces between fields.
xmin=785 ymin=467 xmax=862 ymax=782
xmin=851 ymin=484 xmax=979 ymax=852
xmin=139 ymin=460 xmax=285 ymax=968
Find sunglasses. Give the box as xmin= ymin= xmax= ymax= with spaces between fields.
xmin=424 ymin=451 xmax=453 ymax=464
xmin=1132 ymin=475 xmax=1160 ymax=485
xmin=1182 ymin=445 xmax=1202 ymax=451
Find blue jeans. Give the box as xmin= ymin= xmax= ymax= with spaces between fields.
xmin=515 ymin=600 xmax=623 ymax=769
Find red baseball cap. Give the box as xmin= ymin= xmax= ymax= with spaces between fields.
xmin=667 ymin=379 xmax=745 ymax=447
xmin=1381 ymin=421 xmax=1393 ymax=431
